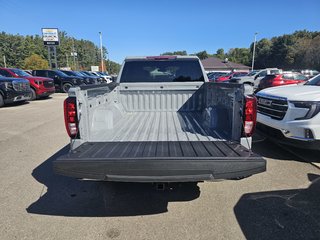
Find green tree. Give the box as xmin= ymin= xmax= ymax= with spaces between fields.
xmin=226 ymin=48 xmax=250 ymax=66
xmin=23 ymin=54 xmax=49 ymax=70
xmin=1 ymin=30 xmax=320 ymax=71
xmin=253 ymin=38 xmax=273 ymax=68
xmin=215 ymin=48 xmax=225 ymax=59
xmin=195 ymin=50 xmax=209 ymax=60
xmin=106 ymin=60 xmax=121 ymax=74
xmin=305 ymin=35 xmax=320 ymax=70
xmin=161 ymin=51 xmax=188 ymax=56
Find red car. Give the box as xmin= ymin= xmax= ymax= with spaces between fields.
xmin=258 ymin=73 xmax=308 ymax=91
xmin=216 ymin=71 xmax=248 ymax=82
xmin=0 ymin=68 xmax=55 ymax=100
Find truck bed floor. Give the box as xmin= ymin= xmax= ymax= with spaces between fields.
xmin=69 ymin=140 xmax=255 ymax=159
xmin=91 ymin=111 xmax=224 ymax=142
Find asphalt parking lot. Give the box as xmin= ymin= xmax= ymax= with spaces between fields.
xmin=1 ymin=93 xmax=320 ymax=240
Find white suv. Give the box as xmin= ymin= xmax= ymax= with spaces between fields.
xmin=256 ymin=74 xmax=320 ymax=150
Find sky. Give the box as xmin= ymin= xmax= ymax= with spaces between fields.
xmin=0 ymin=0 xmax=319 ymax=63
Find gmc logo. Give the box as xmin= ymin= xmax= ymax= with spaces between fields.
xmin=258 ymin=98 xmax=272 ymax=106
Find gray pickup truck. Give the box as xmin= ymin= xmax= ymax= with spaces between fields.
xmin=54 ymin=56 xmax=265 ymax=182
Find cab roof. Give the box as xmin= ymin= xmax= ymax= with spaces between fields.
xmin=125 ymin=55 xmax=199 ymax=61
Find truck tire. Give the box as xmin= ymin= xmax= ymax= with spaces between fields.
xmin=30 ymin=88 xmax=37 ymax=101
xmin=62 ymin=83 xmax=73 ymax=93
xmin=0 ymin=94 xmax=4 ymax=108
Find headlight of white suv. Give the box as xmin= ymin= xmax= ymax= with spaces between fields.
xmin=291 ymin=101 xmax=320 ymax=120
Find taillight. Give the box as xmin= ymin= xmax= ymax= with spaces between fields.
xmin=243 ymin=96 xmax=257 ymax=137
xmin=64 ymin=97 xmax=79 ymax=138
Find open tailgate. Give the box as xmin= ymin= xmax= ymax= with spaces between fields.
xmin=54 ymin=141 xmax=265 ymax=182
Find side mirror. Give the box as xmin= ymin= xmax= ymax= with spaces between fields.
xmin=229 ymin=76 xmax=232 ymax=79
xmin=54 ymin=75 xmax=59 ymax=79
xmin=254 ymin=75 xmax=259 ymax=80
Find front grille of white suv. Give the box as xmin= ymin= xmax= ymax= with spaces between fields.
xmin=256 ymin=95 xmax=288 ymax=120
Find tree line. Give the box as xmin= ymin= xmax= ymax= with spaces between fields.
xmin=162 ymin=30 xmax=320 ymax=70
xmin=0 ymin=31 xmax=121 ymax=74
xmin=1 ymin=30 xmax=319 ymax=73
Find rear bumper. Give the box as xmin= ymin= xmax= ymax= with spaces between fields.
xmin=53 ymin=158 xmax=266 ymax=182
xmin=54 ymin=141 xmax=266 ymax=182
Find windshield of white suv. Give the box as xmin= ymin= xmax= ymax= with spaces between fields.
xmin=305 ymin=74 xmax=320 ymax=86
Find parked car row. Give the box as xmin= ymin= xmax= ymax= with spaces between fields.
xmin=207 ymin=72 xmax=229 ymax=81
xmin=257 ymin=72 xmax=308 ymax=91
xmin=299 ymin=69 xmax=319 ymax=79
xmin=216 ymin=71 xmax=248 ymax=82
xmin=207 ymin=68 xmax=315 ymax=90
xmin=229 ymin=68 xmax=283 ymax=88
xmin=0 ymin=67 xmax=115 ymax=108
xmin=0 ymin=68 xmax=55 ymax=100
xmin=90 ymin=71 xmax=113 ymax=82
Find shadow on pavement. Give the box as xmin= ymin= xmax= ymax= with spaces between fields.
xmin=37 ymin=96 xmax=53 ymax=101
xmin=234 ymin=173 xmax=320 ymax=240
xmin=252 ymin=133 xmax=307 ymax=162
xmin=2 ymin=101 xmax=30 ymax=108
xmin=27 ymin=146 xmax=200 ymax=217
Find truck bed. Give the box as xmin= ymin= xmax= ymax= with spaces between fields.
xmin=91 ymin=111 xmax=223 ymax=142
xmin=55 ymin=82 xmax=266 ymax=182
xmin=54 ymin=140 xmax=265 ymax=182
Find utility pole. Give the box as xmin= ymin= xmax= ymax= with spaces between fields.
xmin=3 ymin=55 xmax=7 ymax=68
xmin=106 ymin=49 xmax=109 ymax=73
xmin=47 ymin=47 xmax=52 ymax=69
xmin=66 ymin=54 xmax=69 ymax=68
xmin=251 ymin=32 xmax=258 ymax=71
xmin=99 ymin=32 xmax=104 ymax=72
xmin=72 ymin=38 xmax=76 ymax=70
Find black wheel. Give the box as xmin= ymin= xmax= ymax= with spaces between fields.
xmin=30 ymin=88 xmax=37 ymax=101
xmin=0 ymin=94 xmax=4 ymax=108
xmin=62 ymin=83 xmax=73 ymax=93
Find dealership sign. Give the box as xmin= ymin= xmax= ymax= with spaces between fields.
xmin=42 ymin=28 xmax=60 ymax=46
